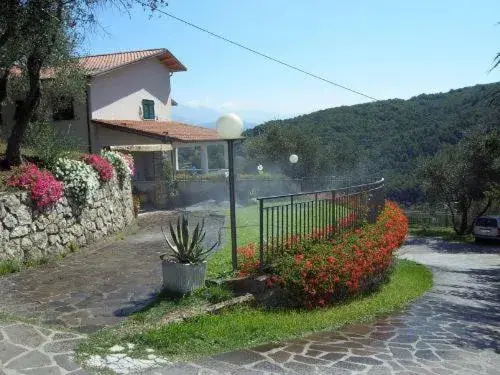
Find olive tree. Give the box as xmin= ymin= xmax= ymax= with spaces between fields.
xmin=417 ymin=129 xmax=500 ymax=234
xmin=0 ymin=0 xmax=168 ymax=167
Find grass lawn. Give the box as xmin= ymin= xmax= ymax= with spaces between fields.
xmin=206 ymin=204 xmax=260 ymax=279
xmin=409 ymin=226 xmax=474 ymax=243
xmin=206 ymin=202 xmax=351 ymax=279
xmin=76 ymin=259 xmax=432 ymax=362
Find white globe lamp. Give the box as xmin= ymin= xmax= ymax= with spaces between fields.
xmin=216 ymin=113 xmax=244 ymax=139
xmin=289 ymin=154 xmax=299 ymax=164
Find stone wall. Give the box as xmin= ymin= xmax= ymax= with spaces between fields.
xmin=0 ymin=175 xmax=134 ymax=262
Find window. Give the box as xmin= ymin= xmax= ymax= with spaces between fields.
xmin=142 ymin=99 xmax=155 ymax=120
xmin=475 ymin=218 xmax=498 ymax=228
xmin=53 ymin=97 xmax=74 ymax=121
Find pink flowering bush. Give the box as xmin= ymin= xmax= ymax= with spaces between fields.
xmin=101 ymin=151 xmax=135 ymax=186
xmin=120 ymin=152 xmax=135 ymax=176
xmin=81 ymin=154 xmax=114 ymax=182
xmin=8 ymin=163 xmax=63 ymax=209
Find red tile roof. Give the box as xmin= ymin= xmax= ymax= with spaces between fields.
xmin=8 ymin=48 xmax=186 ymax=78
xmin=78 ymin=48 xmax=186 ymax=75
xmin=93 ymin=119 xmax=222 ymax=142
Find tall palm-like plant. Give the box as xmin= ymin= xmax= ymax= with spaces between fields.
xmin=161 ymin=216 xmax=220 ymax=264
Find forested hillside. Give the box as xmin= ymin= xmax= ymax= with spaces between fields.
xmin=243 ymin=82 xmax=500 ymax=202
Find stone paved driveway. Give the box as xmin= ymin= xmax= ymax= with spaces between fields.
xmin=1 ymin=231 xmax=499 ymax=374
xmin=0 ymin=210 xmax=225 ymax=334
xmin=0 ymin=321 xmax=86 ymax=374
xmin=148 ymin=237 xmax=500 ymax=375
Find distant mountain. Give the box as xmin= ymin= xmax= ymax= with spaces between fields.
xmin=171 ymin=104 xmax=277 ymax=129
xmin=244 ymin=82 xmax=500 ymax=202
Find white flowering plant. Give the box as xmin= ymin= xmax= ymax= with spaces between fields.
xmin=53 ymin=158 xmax=100 ymax=206
xmin=101 ymin=150 xmax=134 ymax=185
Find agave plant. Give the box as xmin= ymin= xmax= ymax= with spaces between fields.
xmin=161 ymin=216 xmax=220 ymax=264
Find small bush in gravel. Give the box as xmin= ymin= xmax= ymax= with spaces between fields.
xmin=0 ymin=260 xmax=22 ymax=276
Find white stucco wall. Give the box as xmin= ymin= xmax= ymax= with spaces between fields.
xmin=90 ymin=57 xmax=172 ymax=121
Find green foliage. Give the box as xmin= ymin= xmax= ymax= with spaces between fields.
xmin=0 ymin=0 xmax=169 ymax=167
xmin=244 ymin=82 xmax=500 ymax=201
xmin=192 ymin=285 xmax=233 ymax=304
xmin=0 ymin=260 xmax=21 ymax=276
xmin=24 ymin=121 xmax=81 ymax=168
xmin=244 ymin=125 xmax=354 ymax=178
xmin=417 ymin=128 xmax=500 ymax=234
xmin=162 ymin=216 xmax=221 ymax=264
xmin=68 ymin=241 xmax=78 ymax=253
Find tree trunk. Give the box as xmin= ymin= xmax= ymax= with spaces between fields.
xmin=446 ymin=202 xmax=460 ymax=234
xmin=454 ymin=195 xmax=472 ymax=235
xmin=458 ymin=209 xmax=468 ymax=235
xmin=0 ymin=69 xmax=9 ymax=127
xmin=3 ymin=53 xmax=42 ymax=168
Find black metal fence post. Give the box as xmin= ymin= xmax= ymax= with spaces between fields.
xmin=259 ymin=198 xmax=264 ymax=269
xmin=227 ymin=139 xmax=238 ymax=271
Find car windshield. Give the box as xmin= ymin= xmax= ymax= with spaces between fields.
xmin=475 ymin=218 xmax=498 ymax=227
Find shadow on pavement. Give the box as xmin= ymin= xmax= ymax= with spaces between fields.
xmin=406 ymin=236 xmax=500 ymax=254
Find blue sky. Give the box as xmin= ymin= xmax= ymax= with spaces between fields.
xmin=82 ymin=0 xmax=500 ymax=122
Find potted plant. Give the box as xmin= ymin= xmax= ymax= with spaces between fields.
xmin=160 ymin=215 xmax=220 ymax=294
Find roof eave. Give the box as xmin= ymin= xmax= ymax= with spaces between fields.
xmin=87 ymin=49 xmax=186 ymax=78
xmin=92 ymin=119 xmax=166 ymax=141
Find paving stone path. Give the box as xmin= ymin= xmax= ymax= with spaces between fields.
xmin=0 ymin=321 xmax=85 ymax=374
xmin=146 ymin=237 xmax=500 ymax=375
xmin=0 ymin=210 xmax=225 ymax=334
xmin=1 ymin=225 xmax=499 ymax=374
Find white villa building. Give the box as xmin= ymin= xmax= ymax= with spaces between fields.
xmin=2 ymin=48 xmax=229 ymax=206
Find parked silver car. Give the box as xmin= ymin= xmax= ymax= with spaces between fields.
xmin=473 ymin=216 xmax=500 ymax=242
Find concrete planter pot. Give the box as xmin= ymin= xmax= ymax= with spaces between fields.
xmin=161 ymin=259 xmax=207 ymax=294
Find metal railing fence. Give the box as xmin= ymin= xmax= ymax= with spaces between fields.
xmin=257 ymin=178 xmax=385 ymax=266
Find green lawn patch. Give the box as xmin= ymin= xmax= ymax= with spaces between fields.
xmin=76 ymin=259 xmax=432 ymax=362
xmin=409 ymin=226 xmax=474 ymax=243
xmin=207 ymin=204 xmax=260 ymax=279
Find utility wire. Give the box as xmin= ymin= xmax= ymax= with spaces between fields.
xmin=143 ymin=4 xmax=379 ymax=101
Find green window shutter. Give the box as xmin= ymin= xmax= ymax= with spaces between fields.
xmin=142 ymin=99 xmax=155 ymax=120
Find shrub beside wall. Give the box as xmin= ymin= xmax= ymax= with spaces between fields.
xmin=0 ymin=152 xmax=135 ymax=263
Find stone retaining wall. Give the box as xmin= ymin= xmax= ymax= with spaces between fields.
xmin=0 ymin=175 xmax=134 ymax=262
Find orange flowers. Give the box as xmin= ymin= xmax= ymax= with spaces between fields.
xmin=237 ymin=243 xmax=260 ymax=277
xmin=272 ymin=201 xmax=408 ymax=308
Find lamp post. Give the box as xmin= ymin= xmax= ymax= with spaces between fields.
xmin=216 ymin=113 xmax=244 ymax=271
xmin=289 ymin=154 xmax=299 ymax=189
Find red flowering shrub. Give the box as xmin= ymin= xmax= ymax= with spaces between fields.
xmin=81 ymin=154 xmax=114 ymax=182
xmin=272 ymin=201 xmax=408 ymax=308
xmin=237 ymin=243 xmax=260 ymax=277
xmin=8 ymin=163 xmax=63 ymax=209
